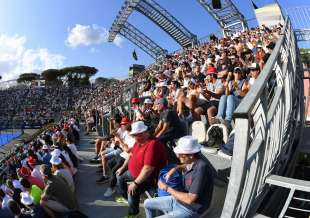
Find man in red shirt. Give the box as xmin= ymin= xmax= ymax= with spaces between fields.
xmin=116 ymin=121 xmax=167 ymax=217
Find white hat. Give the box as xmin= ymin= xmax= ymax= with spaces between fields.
xmin=21 ymin=192 xmax=33 ymax=206
xmin=144 ymin=98 xmax=153 ymax=104
xmin=50 ymin=155 xmax=62 ymax=165
xmin=174 ymin=136 xmax=202 ymax=154
xmin=51 ymin=149 xmax=61 ymax=157
xmin=42 ymin=144 xmax=49 ymax=150
xmin=130 ymin=121 xmax=148 ymax=135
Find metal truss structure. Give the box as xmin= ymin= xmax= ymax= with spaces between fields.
xmin=196 ymin=0 xmax=248 ymax=36
xmin=295 ymin=29 xmax=310 ymax=42
xmin=119 ymin=22 xmax=167 ymax=59
xmin=135 ymin=0 xmax=197 ymax=47
xmin=108 ymin=0 xmax=197 ymax=59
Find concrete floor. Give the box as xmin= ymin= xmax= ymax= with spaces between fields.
xmin=75 ymin=127 xmax=130 ymax=218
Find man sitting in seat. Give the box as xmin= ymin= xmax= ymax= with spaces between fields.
xmin=154 ymin=98 xmax=186 ymax=144
xmin=116 ymin=121 xmax=167 ymax=218
xmin=39 ymin=164 xmax=77 ymax=218
xmin=144 ymin=135 xmax=214 ymax=218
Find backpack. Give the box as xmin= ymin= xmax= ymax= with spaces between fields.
xmin=206 ymin=125 xmax=225 ymax=148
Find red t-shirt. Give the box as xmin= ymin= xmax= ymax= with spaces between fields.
xmin=128 ymin=139 xmax=167 ymax=179
xmin=26 ymin=175 xmax=45 ymax=190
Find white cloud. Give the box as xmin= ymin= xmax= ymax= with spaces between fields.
xmin=65 ymin=24 xmax=123 ymax=48
xmin=0 ymin=34 xmax=65 ymax=81
xmin=113 ymin=35 xmax=124 ymax=48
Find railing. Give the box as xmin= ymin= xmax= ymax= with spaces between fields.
xmin=266 ymin=175 xmax=310 ymax=217
xmin=97 ymin=81 xmax=145 ymax=137
xmin=221 ymin=17 xmax=305 ymax=218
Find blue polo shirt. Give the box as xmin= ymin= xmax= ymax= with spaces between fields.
xmin=180 ymin=155 xmax=214 ymax=214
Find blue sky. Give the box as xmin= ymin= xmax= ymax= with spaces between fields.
xmin=0 ymin=0 xmax=308 ymax=81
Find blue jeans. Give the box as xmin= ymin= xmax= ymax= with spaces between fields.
xmin=116 ymin=170 xmax=154 ymax=215
xmin=144 ymin=195 xmax=199 ymax=218
xmin=216 ymin=95 xmax=241 ymax=122
xmin=104 ymin=147 xmax=121 ymax=160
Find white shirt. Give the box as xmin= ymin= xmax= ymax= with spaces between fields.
xmin=31 ymin=165 xmax=42 ymax=180
xmin=67 ymin=143 xmax=83 ymax=161
xmin=120 ymin=131 xmax=135 ymax=160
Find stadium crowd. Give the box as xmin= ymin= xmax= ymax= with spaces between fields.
xmin=0 ymin=23 xmax=282 ymax=218
xmin=86 ymin=24 xmax=281 ymax=218
xmin=0 ymin=115 xmax=83 ymax=218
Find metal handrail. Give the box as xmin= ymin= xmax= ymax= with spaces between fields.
xmin=221 ymin=16 xmax=305 ymax=217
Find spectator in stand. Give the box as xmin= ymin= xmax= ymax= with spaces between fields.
xmin=116 ymin=121 xmax=167 ymax=217
xmin=154 ymin=98 xmax=186 ymax=144
xmin=17 ymin=166 xmax=45 ymax=190
xmin=50 ymin=155 xmax=75 ymax=193
xmin=263 ymin=42 xmax=276 ymax=65
xmin=20 ymin=178 xmax=43 ymax=206
xmin=20 ymin=192 xmax=45 ymax=218
xmin=40 ymin=164 xmax=77 ymax=217
xmin=97 ymin=117 xmax=134 ymax=184
xmin=213 ymin=66 xmax=249 ymax=127
xmin=41 ymin=144 xmax=52 ymax=167
xmin=144 ymin=136 xmax=214 ymax=218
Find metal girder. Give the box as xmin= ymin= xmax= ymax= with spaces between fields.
xmin=196 ymin=0 xmax=248 ymax=36
xmin=108 ymin=0 xmax=140 ymax=42
xmin=295 ymin=29 xmax=310 ymax=41
xmin=119 ymin=21 xmax=168 ymax=59
xmin=135 ymin=0 xmax=197 ymax=47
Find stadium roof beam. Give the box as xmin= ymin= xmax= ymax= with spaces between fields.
xmin=295 ymin=29 xmax=310 ymax=41
xmin=196 ymin=0 xmax=248 ymax=36
xmin=119 ymin=21 xmax=168 ymax=59
xmin=108 ymin=0 xmax=197 ymax=59
xmin=135 ymin=0 xmax=197 ymax=48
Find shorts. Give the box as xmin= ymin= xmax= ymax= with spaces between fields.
xmin=104 ymin=147 xmax=122 ymax=160
xmin=208 ymin=100 xmax=219 ymax=109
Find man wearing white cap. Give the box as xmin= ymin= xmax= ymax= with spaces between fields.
xmin=116 ymin=121 xmax=167 ymax=217
xmin=50 ymin=156 xmax=75 ymax=193
xmin=144 ymin=136 xmax=214 ymax=218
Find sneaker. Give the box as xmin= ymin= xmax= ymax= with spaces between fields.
xmin=96 ymin=176 xmax=110 ymax=184
xmin=89 ymin=159 xmax=100 ymax=164
xmin=210 ymin=117 xmax=221 ymax=125
xmin=104 ymin=187 xmax=115 ymax=197
xmin=115 ymin=196 xmax=128 ymax=204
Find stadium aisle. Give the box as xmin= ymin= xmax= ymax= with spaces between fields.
xmin=75 ymin=124 xmax=130 ymax=218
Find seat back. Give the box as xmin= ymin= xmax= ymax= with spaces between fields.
xmin=191 ymin=121 xmax=207 ymax=144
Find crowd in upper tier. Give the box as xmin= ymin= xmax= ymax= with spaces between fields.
xmin=0 ymin=23 xmax=281 ymax=218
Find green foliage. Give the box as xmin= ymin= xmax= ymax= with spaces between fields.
xmin=41 ymin=66 xmax=98 ymax=87
xmin=17 ymin=73 xmax=40 ymax=83
xmin=94 ymin=77 xmax=118 ymax=86
xmin=300 ymin=48 xmax=310 ymax=67
xmin=60 ymin=66 xmax=97 ymax=87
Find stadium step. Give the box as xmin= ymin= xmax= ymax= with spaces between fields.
xmin=75 ymin=124 xmax=132 ymax=218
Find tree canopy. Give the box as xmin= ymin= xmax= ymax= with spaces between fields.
xmin=41 ymin=66 xmax=98 ymax=86
xmin=17 ymin=73 xmax=40 ymax=83
xmin=300 ymin=48 xmax=310 ymax=67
